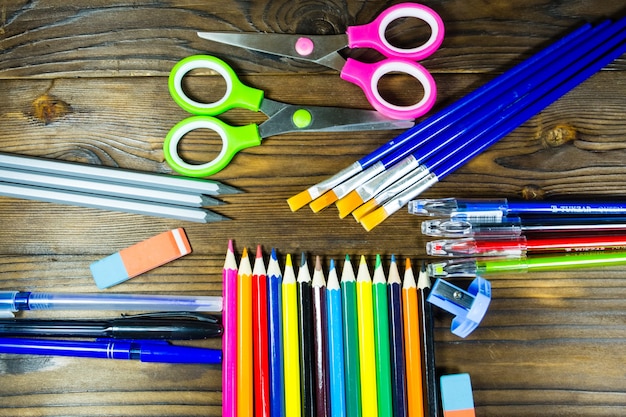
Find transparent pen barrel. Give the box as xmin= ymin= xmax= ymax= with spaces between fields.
xmin=26 ymin=293 xmax=223 ymax=313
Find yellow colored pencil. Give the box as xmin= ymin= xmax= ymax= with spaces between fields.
xmin=402 ymin=258 xmax=424 ymax=417
xmin=283 ymin=254 xmax=302 ymax=416
xmin=356 ymin=255 xmax=378 ymax=417
xmin=237 ymin=248 xmax=253 ymax=417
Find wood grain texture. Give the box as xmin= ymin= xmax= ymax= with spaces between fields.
xmin=1 ymin=0 xmax=626 ymax=415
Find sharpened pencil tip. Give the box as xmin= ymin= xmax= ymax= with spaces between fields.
xmin=309 ymin=190 xmax=338 ymax=213
xmin=228 ymin=239 xmax=234 ymax=252
xmin=271 ymin=247 xmax=277 ymax=261
xmin=285 ymin=253 xmax=292 ymax=267
xmin=287 ymin=189 xmax=313 ymax=211
xmin=315 ymin=255 xmax=322 ymax=271
xmin=256 ymin=245 xmax=263 ymax=259
xmin=241 ymin=247 xmax=248 ymax=258
xmin=375 ymin=253 xmax=381 ymax=268
xmin=300 ymin=252 xmax=307 ymax=268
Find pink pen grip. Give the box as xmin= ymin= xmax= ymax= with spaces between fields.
xmin=346 ymin=2 xmax=444 ymax=60
xmin=341 ymin=58 xmax=437 ymax=120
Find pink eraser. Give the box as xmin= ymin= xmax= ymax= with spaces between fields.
xmin=90 ymin=228 xmax=192 ymax=289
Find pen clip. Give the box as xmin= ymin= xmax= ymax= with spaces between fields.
xmin=119 ymin=311 xmax=219 ymax=323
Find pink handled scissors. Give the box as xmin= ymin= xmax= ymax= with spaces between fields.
xmin=197 ymin=2 xmax=444 ymax=120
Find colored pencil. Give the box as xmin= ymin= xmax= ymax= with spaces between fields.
xmin=387 ymin=255 xmax=407 ymax=417
xmin=286 ymin=23 xmax=592 ymax=212
xmin=402 ymin=258 xmax=424 ymax=417
xmin=372 ymin=254 xmax=393 ymax=417
xmin=282 ymin=254 xmax=302 ymax=417
xmin=326 ymin=259 xmax=347 ymax=417
xmin=252 ymin=246 xmax=270 ymax=417
xmin=340 ymin=255 xmax=362 ymax=417
xmin=267 ymin=249 xmax=285 ymax=417
xmin=312 ymin=256 xmax=330 ymax=417
xmin=222 ymin=240 xmax=238 ymax=417
xmin=237 ymin=248 xmax=253 ymax=417
xmin=356 ymin=255 xmax=378 ymax=417
xmin=297 ymin=253 xmax=316 ymax=417
xmin=418 ymin=262 xmax=438 ymax=417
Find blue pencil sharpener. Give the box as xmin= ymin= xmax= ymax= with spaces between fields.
xmin=427 ymin=275 xmax=491 ymax=338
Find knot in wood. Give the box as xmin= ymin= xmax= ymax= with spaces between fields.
xmin=542 ymin=124 xmax=577 ymax=148
xmin=31 ymin=93 xmax=71 ymax=125
xmin=520 ymin=184 xmax=545 ymax=200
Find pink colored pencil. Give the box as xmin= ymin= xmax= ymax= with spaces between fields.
xmin=222 ymin=240 xmax=238 ymax=417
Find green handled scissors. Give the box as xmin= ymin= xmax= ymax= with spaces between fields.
xmin=164 ymin=55 xmax=415 ymax=177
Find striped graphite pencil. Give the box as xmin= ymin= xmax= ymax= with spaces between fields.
xmin=282 ymin=254 xmax=302 ymax=417
xmin=326 ymin=259 xmax=347 ymax=417
xmin=372 ymin=254 xmax=393 ymax=417
xmin=237 ymin=248 xmax=254 ymax=417
xmin=312 ymin=256 xmax=330 ymax=417
xmin=356 ymin=255 xmax=378 ymax=417
xmin=222 ymin=240 xmax=238 ymax=417
xmin=267 ymin=249 xmax=285 ymax=417
xmin=340 ymin=255 xmax=362 ymax=417
xmin=252 ymin=246 xmax=270 ymax=417
xmin=402 ymin=258 xmax=424 ymax=417
xmin=297 ymin=253 xmax=316 ymax=417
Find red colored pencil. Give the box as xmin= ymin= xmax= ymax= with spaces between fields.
xmin=252 ymin=245 xmax=270 ymax=417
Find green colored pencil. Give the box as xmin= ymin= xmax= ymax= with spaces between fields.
xmin=340 ymin=255 xmax=362 ymax=417
xmin=372 ymin=254 xmax=393 ymax=417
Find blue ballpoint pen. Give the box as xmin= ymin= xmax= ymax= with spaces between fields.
xmin=409 ymin=198 xmax=626 ymax=220
xmin=359 ymin=17 xmax=626 ymax=230
xmin=0 ymin=291 xmax=222 ymax=317
xmin=0 ymin=337 xmax=222 ymax=364
xmin=287 ymin=22 xmax=592 ymax=210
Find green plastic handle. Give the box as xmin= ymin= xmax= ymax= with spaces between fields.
xmin=164 ymin=116 xmax=262 ymax=177
xmin=168 ymin=55 xmax=264 ymax=116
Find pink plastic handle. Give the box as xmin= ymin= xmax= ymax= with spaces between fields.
xmin=346 ymin=2 xmax=444 ymax=60
xmin=340 ymin=57 xmax=437 ymax=120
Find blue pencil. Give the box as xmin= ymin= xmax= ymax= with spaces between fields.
xmin=287 ymin=22 xmax=592 ymax=211
xmin=326 ymin=259 xmax=347 ymax=417
xmin=387 ymin=255 xmax=407 ymax=417
xmin=361 ymin=17 xmax=626 ymax=230
xmin=267 ymin=249 xmax=285 ymax=417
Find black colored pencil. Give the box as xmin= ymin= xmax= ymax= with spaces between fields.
xmin=297 ymin=253 xmax=316 ymax=417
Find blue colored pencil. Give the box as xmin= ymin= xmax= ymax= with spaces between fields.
xmin=267 ymin=249 xmax=285 ymax=417
xmin=326 ymin=259 xmax=347 ymax=417
xmin=387 ymin=255 xmax=407 ymax=417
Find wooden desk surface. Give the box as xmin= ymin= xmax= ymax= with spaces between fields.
xmin=1 ymin=1 xmax=625 ymax=415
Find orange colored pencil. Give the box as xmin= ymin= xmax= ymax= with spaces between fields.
xmin=402 ymin=258 xmax=424 ymax=417
xmin=237 ymin=248 xmax=253 ymax=417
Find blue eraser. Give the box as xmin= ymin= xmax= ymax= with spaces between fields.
xmin=440 ymin=373 xmax=475 ymax=416
xmin=90 ymin=252 xmax=130 ymax=289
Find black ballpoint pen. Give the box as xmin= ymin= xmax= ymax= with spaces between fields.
xmin=0 ymin=312 xmax=222 ymax=340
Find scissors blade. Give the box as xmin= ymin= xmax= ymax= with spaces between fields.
xmin=258 ymin=105 xmax=415 ymax=137
xmin=197 ymin=32 xmax=348 ymax=71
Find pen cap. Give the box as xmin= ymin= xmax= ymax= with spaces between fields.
xmin=0 ymin=292 xmax=18 ymax=318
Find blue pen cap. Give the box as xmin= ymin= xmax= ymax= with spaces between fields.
xmin=0 ymin=291 xmax=19 ymax=318
xmin=427 ymin=275 xmax=491 ymax=338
